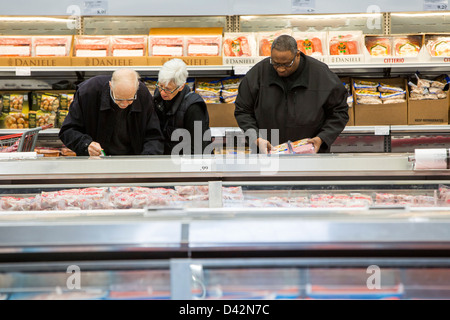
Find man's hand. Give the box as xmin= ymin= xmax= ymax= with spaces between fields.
xmin=307 ymin=137 xmax=323 ymax=153
xmin=256 ymin=137 xmax=272 ymax=154
xmin=88 ymin=141 xmax=103 ymax=156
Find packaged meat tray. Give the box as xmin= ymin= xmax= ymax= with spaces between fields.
xmin=292 ymin=32 xmax=325 ymax=57
xmin=149 ymin=36 xmax=184 ymax=56
xmin=271 ymin=138 xmax=315 ymax=154
xmin=111 ymin=36 xmax=147 ymax=57
xmin=257 ymin=29 xmax=292 ymax=56
xmin=393 ymin=35 xmax=423 ymax=57
xmin=222 ymin=33 xmax=256 ymax=57
xmin=74 ymin=35 xmax=109 ymax=57
xmin=186 ymin=35 xmax=222 ymax=56
xmin=365 ymin=36 xmax=391 ymax=57
xmin=329 ymin=32 xmax=361 ymax=55
xmin=425 ymin=34 xmax=450 ymax=57
xmin=0 ymin=36 xmax=32 ymax=57
xmin=32 ymin=36 xmax=72 ymax=57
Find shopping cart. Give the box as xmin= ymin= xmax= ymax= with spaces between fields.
xmin=0 ymin=124 xmax=53 ymax=153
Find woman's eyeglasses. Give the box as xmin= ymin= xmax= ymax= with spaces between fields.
xmin=156 ymin=82 xmax=182 ymax=94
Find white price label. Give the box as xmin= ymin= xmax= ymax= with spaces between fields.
xmin=83 ymin=1 xmax=108 ymax=15
xmin=424 ymin=0 xmax=448 ymax=10
xmin=181 ymin=158 xmax=213 ymax=172
xmin=374 ymin=126 xmax=390 ymax=135
xmin=234 ymin=65 xmax=251 ymax=75
xmin=15 ymin=67 xmax=31 ymax=76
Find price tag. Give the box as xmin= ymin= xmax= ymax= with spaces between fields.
xmin=15 ymin=67 xmax=31 ymax=76
xmin=83 ymin=1 xmax=108 ymax=15
xmin=291 ymin=0 xmax=316 ymax=13
xmin=180 ymin=158 xmax=213 ymax=172
xmin=234 ymin=65 xmax=251 ymax=75
xmin=374 ymin=126 xmax=390 ymax=135
xmin=424 ymin=0 xmax=448 ymax=11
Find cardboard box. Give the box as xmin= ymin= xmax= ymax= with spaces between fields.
xmin=408 ymin=94 xmax=449 ymax=125
xmin=207 ymin=103 xmax=238 ymax=127
xmin=353 ymin=77 xmax=408 ymax=126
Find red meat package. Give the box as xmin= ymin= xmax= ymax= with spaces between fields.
xmin=292 ymin=32 xmax=324 ymax=56
xmin=257 ymin=29 xmax=292 ymax=56
xmin=222 ymin=33 xmax=256 ymax=57
xmin=110 ymin=36 xmax=147 ymax=57
xmin=329 ymin=33 xmax=361 ymax=55
xmin=271 ymin=138 xmax=315 ymax=154
xmin=0 ymin=36 xmax=32 ymax=57
xmin=186 ymin=35 xmax=222 ymax=56
xmin=149 ymin=36 xmax=184 ymax=56
xmin=74 ymin=35 xmax=109 ymax=57
xmin=33 ymin=36 xmax=72 ymax=57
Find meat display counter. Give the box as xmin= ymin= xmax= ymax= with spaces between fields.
xmin=0 ymin=153 xmax=450 ymax=300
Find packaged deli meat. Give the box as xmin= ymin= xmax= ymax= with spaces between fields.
xmin=110 ymin=36 xmax=147 ymax=57
xmin=292 ymin=32 xmax=324 ymax=57
xmin=425 ymin=35 xmax=450 ymax=57
xmin=186 ymin=35 xmax=222 ymax=56
xmin=393 ymin=35 xmax=422 ymax=57
xmin=365 ymin=36 xmax=391 ymax=56
xmin=74 ymin=35 xmax=109 ymax=57
xmin=0 ymin=36 xmax=32 ymax=57
xmin=271 ymin=138 xmax=315 ymax=154
xmin=223 ymin=33 xmax=256 ymax=57
xmin=32 ymin=36 xmax=72 ymax=57
xmin=149 ymin=36 xmax=184 ymax=56
xmin=257 ymin=29 xmax=292 ymax=56
xmin=329 ymin=32 xmax=361 ymax=55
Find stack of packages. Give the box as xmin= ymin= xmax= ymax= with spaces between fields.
xmin=408 ymin=73 xmax=449 ymax=101
xmin=0 ymin=92 xmax=30 ymax=129
xmin=195 ymin=76 xmax=242 ymax=104
xmin=354 ymin=80 xmax=406 ymax=105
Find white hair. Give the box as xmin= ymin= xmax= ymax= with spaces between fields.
xmin=111 ymin=68 xmax=140 ymax=90
xmin=158 ymin=58 xmax=188 ymax=87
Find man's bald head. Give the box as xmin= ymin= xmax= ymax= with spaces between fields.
xmin=111 ymin=68 xmax=140 ymax=91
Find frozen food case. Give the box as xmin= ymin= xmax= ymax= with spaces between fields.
xmin=0 ymin=154 xmax=450 ymax=299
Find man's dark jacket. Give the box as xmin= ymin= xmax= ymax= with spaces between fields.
xmin=234 ymin=53 xmax=349 ymax=152
xmin=59 ymin=75 xmax=164 ymax=156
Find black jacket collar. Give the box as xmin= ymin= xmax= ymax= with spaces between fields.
xmin=154 ymin=85 xmax=191 ymax=116
xmin=267 ymin=52 xmax=310 ymax=90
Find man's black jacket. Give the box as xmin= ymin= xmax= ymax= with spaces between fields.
xmin=234 ymin=53 xmax=349 ymax=152
xmin=59 ymin=75 xmax=164 ymax=156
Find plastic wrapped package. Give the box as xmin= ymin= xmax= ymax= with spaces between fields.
xmin=110 ymin=36 xmax=147 ymax=57
xmin=393 ymin=35 xmax=422 ymax=57
xmin=74 ymin=36 xmax=109 ymax=57
xmin=0 ymin=36 xmax=32 ymax=57
xmin=32 ymin=36 xmax=72 ymax=57
xmin=148 ymin=36 xmax=184 ymax=56
xmin=425 ymin=35 xmax=450 ymax=57
xmin=186 ymin=35 xmax=222 ymax=56
xmin=257 ymin=29 xmax=292 ymax=56
xmin=365 ymin=36 xmax=391 ymax=56
xmin=292 ymin=32 xmax=325 ymax=57
xmin=222 ymin=32 xmax=257 ymax=57
xmin=329 ymin=32 xmax=361 ymax=55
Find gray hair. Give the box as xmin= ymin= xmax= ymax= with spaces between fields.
xmin=111 ymin=68 xmax=140 ymax=90
xmin=158 ymin=58 xmax=188 ymax=87
xmin=271 ymin=35 xmax=298 ymax=55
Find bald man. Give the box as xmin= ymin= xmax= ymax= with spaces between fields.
xmin=59 ymin=68 xmax=164 ymax=156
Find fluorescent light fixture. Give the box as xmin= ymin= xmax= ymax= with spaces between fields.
xmin=392 ymin=12 xmax=450 ymax=17
xmin=0 ymin=16 xmax=75 ymax=23
xmin=241 ymin=13 xmax=382 ymax=20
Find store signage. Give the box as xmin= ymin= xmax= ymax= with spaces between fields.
xmin=329 ymin=55 xmax=364 ymax=63
xmin=83 ymin=1 xmax=108 ymax=15
xmin=291 ymin=0 xmax=316 ymax=13
xmin=423 ymin=0 xmax=448 ymax=11
xmin=383 ymin=58 xmax=405 ymax=63
xmin=85 ymin=58 xmax=136 ymax=66
xmin=9 ymin=58 xmax=57 ymax=67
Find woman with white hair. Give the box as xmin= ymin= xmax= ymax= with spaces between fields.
xmin=154 ymin=58 xmax=210 ymax=155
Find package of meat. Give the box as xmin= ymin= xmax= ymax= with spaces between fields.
xmin=270 ymin=138 xmax=315 ymax=154
xmin=425 ymin=35 xmax=450 ymax=57
xmin=292 ymin=32 xmax=325 ymax=57
xmin=110 ymin=36 xmax=147 ymax=57
xmin=149 ymin=36 xmax=184 ymax=56
xmin=393 ymin=35 xmax=422 ymax=57
xmin=222 ymin=33 xmax=256 ymax=57
xmin=257 ymin=29 xmax=292 ymax=56
xmin=0 ymin=36 xmax=32 ymax=57
xmin=74 ymin=35 xmax=110 ymax=57
xmin=186 ymin=35 xmax=222 ymax=56
xmin=329 ymin=32 xmax=361 ymax=55
xmin=364 ymin=36 xmax=391 ymax=56
xmin=32 ymin=36 xmax=72 ymax=57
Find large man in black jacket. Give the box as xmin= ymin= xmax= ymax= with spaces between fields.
xmin=234 ymin=35 xmax=349 ymax=153
xmin=59 ymin=68 xmax=164 ymax=156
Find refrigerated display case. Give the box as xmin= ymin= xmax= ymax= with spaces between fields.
xmin=1 ymin=154 xmax=450 ymax=299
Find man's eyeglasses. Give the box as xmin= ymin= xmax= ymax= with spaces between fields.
xmin=269 ymin=52 xmax=298 ymax=69
xmin=110 ymin=88 xmax=137 ymax=103
xmin=156 ymin=82 xmax=182 ymax=94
